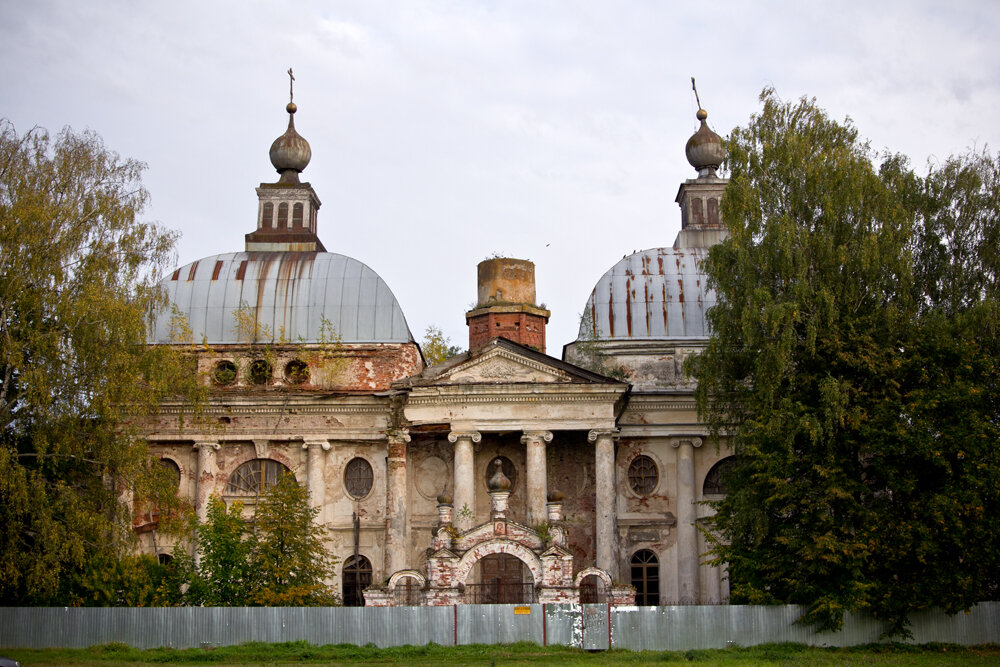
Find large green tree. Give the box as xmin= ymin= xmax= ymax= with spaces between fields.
xmin=0 ymin=120 xmax=199 ymax=605
xmin=693 ymin=90 xmax=1000 ymax=635
xmin=180 ymin=476 xmax=337 ymax=606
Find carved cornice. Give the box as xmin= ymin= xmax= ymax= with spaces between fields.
xmin=156 ymin=404 xmax=387 ymax=416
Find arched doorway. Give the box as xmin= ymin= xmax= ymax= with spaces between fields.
xmin=631 ymin=549 xmax=659 ymax=606
xmin=579 ymin=574 xmax=607 ymax=603
xmin=466 ymin=554 xmax=534 ymax=604
xmin=342 ymin=555 xmax=372 ymax=607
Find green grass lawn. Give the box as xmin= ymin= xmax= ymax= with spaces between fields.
xmin=4 ymin=641 xmax=1000 ymax=666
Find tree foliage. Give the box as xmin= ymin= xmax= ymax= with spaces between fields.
xmin=0 ymin=120 xmax=202 ymax=605
xmin=693 ymin=89 xmax=1000 ymax=635
xmin=421 ymin=325 xmax=463 ymax=366
xmin=179 ymin=475 xmax=337 ymax=606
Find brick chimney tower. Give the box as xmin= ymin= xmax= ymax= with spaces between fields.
xmin=466 ymin=258 xmax=550 ymax=353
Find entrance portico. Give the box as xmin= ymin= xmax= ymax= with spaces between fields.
xmin=366 ymin=337 xmax=632 ymax=606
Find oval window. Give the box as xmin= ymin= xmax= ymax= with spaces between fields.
xmin=345 ymin=457 xmax=374 ymax=499
xmin=628 ymin=455 xmax=658 ymax=496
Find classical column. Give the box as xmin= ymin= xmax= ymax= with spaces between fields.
xmin=588 ymin=429 xmax=619 ymax=578
xmin=520 ymin=431 xmax=553 ymax=526
xmin=384 ymin=430 xmax=411 ymax=576
xmin=192 ymin=441 xmax=220 ymax=523
xmin=672 ymin=437 xmax=703 ymax=604
xmin=302 ymin=439 xmax=330 ymax=520
xmin=448 ymin=431 xmax=481 ymax=531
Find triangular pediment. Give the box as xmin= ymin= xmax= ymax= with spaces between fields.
xmin=441 ymin=347 xmax=572 ymax=384
xmin=398 ymin=337 xmax=629 ymax=389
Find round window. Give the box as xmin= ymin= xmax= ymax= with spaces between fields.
xmin=284 ymin=359 xmax=310 ymax=384
xmin=345 ymin=457 xmax=374 ymax=499
xmin=628 ymin=455 xmax=658 ymax=496
xmin=213 ymin=360 xmax=237 ymax=386
xmin=248 ymin=359 xmax=273 ymax=385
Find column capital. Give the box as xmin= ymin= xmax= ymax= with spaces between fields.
xmin=670 ymin=437 xmax=703 ymax=449
xmin=302 ymin=439 xmax=331 ymax=451
xmin=587 ymin=428 xmax=620 ymax=443
xmin=193 ymin=441 xmax=220 ymax=451
xmin=387 ymin=429 xmax=411 ymax=444
xmin=448 ymin=431 xmax=481 ymax=444
xmin=520 ymin=430 xmax=553 ymax=444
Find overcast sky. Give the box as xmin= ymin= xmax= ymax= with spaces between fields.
xmin=3 ymin=1 xmax=999 ymax=353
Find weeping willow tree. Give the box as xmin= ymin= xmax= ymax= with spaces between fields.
xmin=0 ymin=120 xmax=203 ymax=605
xmin=692 ymin=90 xmax=1000 ymax=635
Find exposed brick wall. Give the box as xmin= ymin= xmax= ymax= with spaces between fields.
xmin=467 ymin=311 xmax=547 ymax=353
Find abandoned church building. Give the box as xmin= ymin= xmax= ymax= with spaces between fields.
xmin=137 ymin=95 xmax=735 ymax=607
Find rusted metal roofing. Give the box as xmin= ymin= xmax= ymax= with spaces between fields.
xmin=581 ymin=247 xmax=715 ymax=340
xmin=150 ymin=252 xmax=413 ymax=344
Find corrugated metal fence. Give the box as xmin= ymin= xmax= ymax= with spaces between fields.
xmin=1 ymin=603 xmax=997 ymax=651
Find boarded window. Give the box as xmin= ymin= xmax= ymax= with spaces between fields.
xmin=262 ymin=202 xmax=274 ymax=229
xmin=277 ymin=202 xmax=288 ymax=228
xmin=292 ymin=202 xmax=304 ymax=228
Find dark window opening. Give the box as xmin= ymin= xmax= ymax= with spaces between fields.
xmin=248 ymin=359 xmax=272 ymax=385
xmin=704 ymin=457 xmax=736 ymax=496
xmin=292 ymin=202 xmax=304 ymax=227
xmin=284 ymin=359 xmax=309 ymax=384
xmin=277 ymin=202 xmax=288 ymax=228
xmin=343 ymin=555 xmax=372 ymax=607
xmin=213 ymin=360 xmax=237 ymax=386
xmin=159 ymin=458 xmax=181 ymax=489
xmin=631 ymin=549 xmax=659 ymax=606
xmin=262 ymin=202 xmax=274 ymax=229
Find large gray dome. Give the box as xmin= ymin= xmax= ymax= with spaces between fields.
xmin=580 ymin=247 xmax=715 ymax=340
xmin=150 ymin=252 xmax=413 ymax=344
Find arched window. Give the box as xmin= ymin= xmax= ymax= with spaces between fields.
xmin=292 ymin=202 xmax=304 ymax=228
xmin=628 ymin=455 xmax=658 ymax=495
xmin=225 ymin=459 xmax=290 ymax=496
xmin=159 ymin=458 xmax=181 ymax=489
xmin=261 ymin=202 xmax=274 ymax=229
xmin=631 ymin=549 xmax=659 ymax=606
xmin=277 ymin=202 xmax=288 ymax=228
xmin=344 ymin=457 xmax=374 ymax=499
xmin=342 ymin=555 xmax=372 ymax=607
xmin=703 ymin=457 xmax=736 ymax=496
